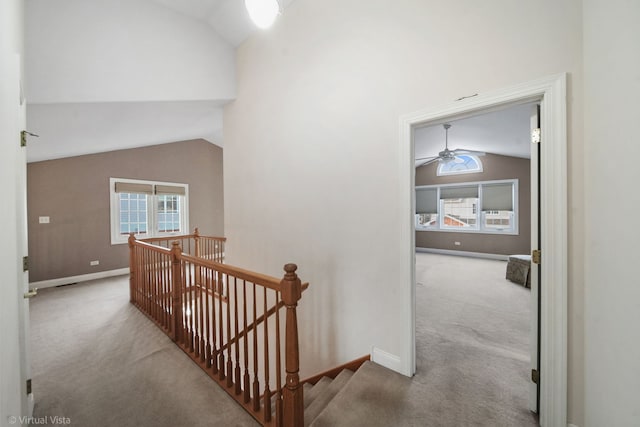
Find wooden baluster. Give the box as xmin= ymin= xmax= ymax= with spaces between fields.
xmin=165 ymin=253 xmax=170 ymax=330
xmin=200 ymin=264 xmax=207 ymax=363
xmin=211 ymin=268 xmax=219 ymax=374
xmin=275 ymin=291 xmax=283 ymax=427
xmin=188 ymin=261 xmax=195 ymax=353
xmin=252 ymin=282 xmax=260 ymax=412
xmin=143 ymin=248 xmax=148 ymax=314
xmin=263 ymin=287 xmax=271 ymax=422
xmin=128 ymin=234 xmax=136 ymax=303
xmin=171 ymin=241 xmax=183 ymax=343
xmin=226 ymin=276 xmax=233 ymax=388
xmin=160 ymin=253 xmax=165 ymax=324
xmin=281 ymin=264 xmax=303 ymax=427
xmin=218 ymin=271 xmax=225 ymax=380
xmin=195 ymin=261 xmax=201 ymax=358
xmin=204 ymin=265 xmax=211 ymax=368
xmin=243 ymin=280 xmax=251 ymax=404
xmin=151 ymin=251 xmax=159 ymax=321
xmin=234 ymin=277 xmax=242 ymax=395
xmin=151 ymin=250 xmax=155 ymax=317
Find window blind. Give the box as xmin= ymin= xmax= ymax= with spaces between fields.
xmin=114 ymin=182 xmax=153 ymax=194
xmin=416 ymin=188 xmax=438 ymax=214
xmin=482 ymin=183 xmax=513 ymax=211
xmin=155 ymin=185 xmax=186 ymax=196
xmin=440 ymin=186 xmax=478 ymax=199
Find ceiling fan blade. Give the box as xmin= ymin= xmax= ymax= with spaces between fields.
xmin=451 ymin=149 xmax=486 ymax=156
xmin=416 ymin=157 xmax=441 ymax=168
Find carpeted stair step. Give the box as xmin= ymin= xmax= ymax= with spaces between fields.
xmin=309 ymin=361 xmax=411 ymax=427
xmin=303 ymin=376 xmax=332 ymax=409
xmin=304 ymin=369 xmax=354 ymax=426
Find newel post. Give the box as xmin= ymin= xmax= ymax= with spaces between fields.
xmin=128 ymin=233 xmax=136 ymax=304
xmin=281 ymin=263 xmax=303 ymax=427
xmin=171 ymin=241 xmax=183 ymax=343
xmin=193 ymin=227 xmax=200 ymax=258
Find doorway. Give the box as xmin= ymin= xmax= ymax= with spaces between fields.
xmin=413 ymin=102 xmax=538 ymax=423
xmin=398 ymin=74 xmax=568 ymax=427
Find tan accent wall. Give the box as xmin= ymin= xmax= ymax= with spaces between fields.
xmin=415 ymin=154 xmax=530 ymax=255
xmin=27 ymin=139 xmax=223 ymax=283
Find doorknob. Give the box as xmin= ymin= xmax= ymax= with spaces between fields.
xmin=24 ymin=288 xmax=37 ymax=299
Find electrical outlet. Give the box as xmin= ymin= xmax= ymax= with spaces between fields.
xmin=39 ymin=216 xmax=50 ymax=224
xmin=454 ymin=241 xmax=461 ymax=246
xmin=90 ymin=260 xmax=99 ymax=266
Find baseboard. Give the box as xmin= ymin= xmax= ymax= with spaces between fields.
xmin=301 ymin=355 xmax=370 ymax=385
xmin=371 ymin=347 xmax=402 ymax=372
xmin=568 ymin=424 xmax=579 ymax=427
xmin=29 ymin=268 xmax=129 ymax=290
xmin=416 ymin=247 xmax=509 ymax=261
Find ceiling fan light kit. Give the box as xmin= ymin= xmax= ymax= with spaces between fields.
xmin=416 ymin=123 xmax=486 ymax=167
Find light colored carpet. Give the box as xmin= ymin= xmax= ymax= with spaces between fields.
xmin=30 ymin=276 xmax=259 ymax=427
xmin=31 ymin=253 xmax=537 ymax=426
xmin=310 ymin=253 xmax=537 ymax=426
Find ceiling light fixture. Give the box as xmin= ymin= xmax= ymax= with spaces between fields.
xmin=245 ymin=0 xmax=280 ymax=29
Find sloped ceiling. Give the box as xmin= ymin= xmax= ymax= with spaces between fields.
xmin=152 ymin=0 xmax=297 ymax=46
xmin=25 ymin=0 xmax=296 ymax=163
xmin=414 ymin=102 xmax=535 ymax=167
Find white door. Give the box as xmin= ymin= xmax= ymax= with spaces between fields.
xmin=529 ymin=105 xmax=541 ymax=413
xmin=17 ymin=64 xmax=35 ymax=417
xmin=0 ymin=52 xmax=33 ymax=424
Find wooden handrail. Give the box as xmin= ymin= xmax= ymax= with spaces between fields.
xmin=128 ymin=231 xmax=307 ymax=427
xmin=179 ymin=252 xmax=283 ymax=292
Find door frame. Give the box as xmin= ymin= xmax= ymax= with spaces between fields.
xmin=398 ymin=73 xmax=567 ymax=427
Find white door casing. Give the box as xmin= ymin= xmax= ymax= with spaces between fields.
xmin=529 ymin=105 xmax=540 ymax=413
xmin=399 ymin=73 xmax=567 ymax=427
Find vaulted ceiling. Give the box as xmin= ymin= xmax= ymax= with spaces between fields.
xmin=414 ymin=102 xmax=535 ymax=167
xmin=151 ymin=0 xmax=296 ymax=46
xmin=25 ymin=0 xmax=296 ymax=163
xmin=26 ymin=0 xmax=529 ymax=165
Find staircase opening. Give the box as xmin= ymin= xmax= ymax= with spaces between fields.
xmin=128 ymin=228 xmax=306 ymax=426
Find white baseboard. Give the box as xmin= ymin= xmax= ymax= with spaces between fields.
xmin=416 ymin=247 xmax=509 ymax=261
xmin=371 ymin=347 xmax=402 ymax=372
xmin=29 ymin=268 xmax=129 ymax=290
xmin=568 ymin=424 xmax=579 ymax=427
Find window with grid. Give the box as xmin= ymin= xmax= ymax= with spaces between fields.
xmin=110 ymin=178 xmax=189 ymax=244
xmin=415 ymin=179 xmax=517 ymax=234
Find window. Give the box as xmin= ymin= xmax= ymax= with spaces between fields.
xmin=415 ymin=179 xmax=517 ymax=234
xmin=439 ymin=185 xmax=479 ymax=230
xmin=110 ymin=178 xmax=189 ymax=244
xmin=437 ymin=154 xmax=483 ymax=176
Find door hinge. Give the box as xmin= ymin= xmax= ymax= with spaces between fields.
xmin=26 ymin=379 xmax=32 ymax=395
xmin=531 ymin=369 xmax=539 ymax=384
xmin=532 ymin=249 xmax=541 ymax=265
xmin=531 ymin=128 xmax=541 ymax=144
xmin=23 ymin=256 xmax=29 ymax=272
xmin=20 ymin=130 xmax=39 ymax=147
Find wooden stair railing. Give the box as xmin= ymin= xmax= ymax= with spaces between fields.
xmin=128 ymin=232 xmax=306 ymax=426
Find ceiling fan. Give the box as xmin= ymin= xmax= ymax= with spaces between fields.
xmin=415 ymin=123 xmax=485 ymax=167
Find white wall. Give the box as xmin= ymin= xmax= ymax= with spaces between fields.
xmin=26 ymin=0 xmax=236 ymax=103
xmin=0 ymin=0 xmax=26 ymax=423
xmin=224 ymin=0 xmax=584 ymax=424
xmin=583 ymin=1 xmax=640 ymax=426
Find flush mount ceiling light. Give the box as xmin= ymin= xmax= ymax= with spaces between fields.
xmin=245 ymin=0 xmax=280 ymax=29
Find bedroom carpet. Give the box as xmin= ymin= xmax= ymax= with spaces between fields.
xmin=309 ymin=253 xmax=537 ymax=426
xmin=30 ymin=253 xmax=537 ymax=426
